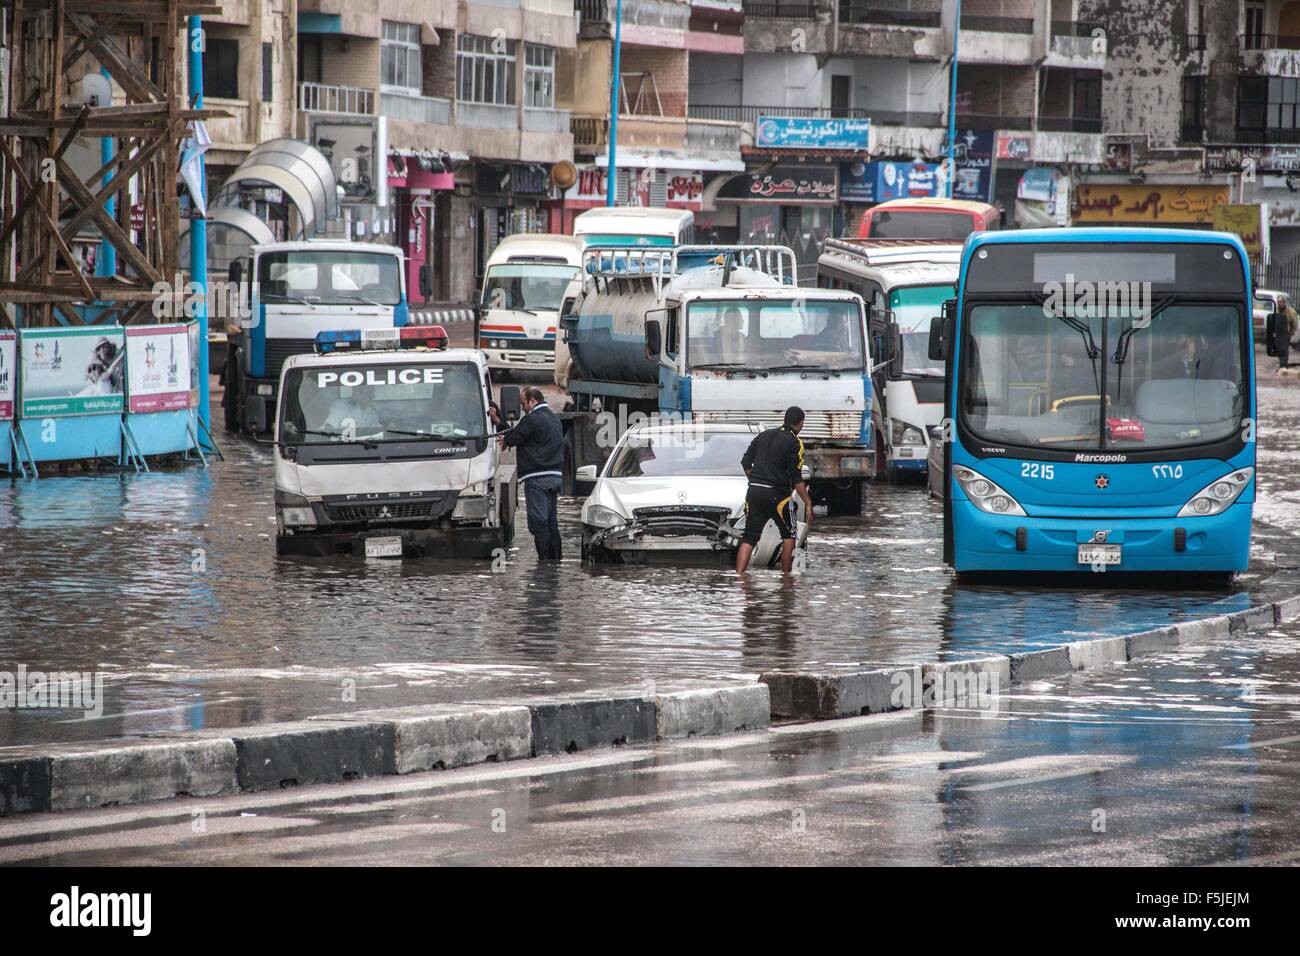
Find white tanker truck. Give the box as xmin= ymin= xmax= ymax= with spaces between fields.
xmin=558 ymin=245 xmax=878 ymax=514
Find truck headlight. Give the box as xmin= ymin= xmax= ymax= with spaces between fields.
xmin=281 ymin=507 xmax=316 ymax=527
xmin=953 ymin=465 xmax=1026 ymax=516
xmin=584 ymin=504 xmax=627 ymax=528
xmin=1177 ymin=468 xmax=1253 ymax=518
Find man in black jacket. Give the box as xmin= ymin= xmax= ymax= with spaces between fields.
xmin=736 ymin=406 xmax=814 ymax=574
xmin=500 ymin=386 xmax=565 ymax=560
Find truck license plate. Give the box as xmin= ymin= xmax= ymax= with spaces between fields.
xmin=1077 ymin=543 xmax=1121 ymax=565
xmin=524 ymin=353 xmax=548 ymax=363
xmin=364 ymin=536 xmax=403 ymax=559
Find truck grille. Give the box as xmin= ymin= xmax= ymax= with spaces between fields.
xmin=263 ymin=338 xmax=318 ymax=381
xmin=326 ymin=502 xmax=436 ymax=523
xmin=692 ymin=410 xmax=863 ymax=440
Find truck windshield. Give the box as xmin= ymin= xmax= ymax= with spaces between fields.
xmin=279 ymin=362 xmax=485 ymax=444
xmin=889 ymin=285 xmax=949 ymax=377
xmin=258 ymin=250 xmax=402 ymax=306
xmin=961 ymin=303 xmax=1245 ymax=451
xmin=608 ymin=431 xmax=751 ymax=478
xmin=870 ymin=211 xmax=974 ymax=240
xmin=687 ymin=299 xmax=864 ymax=372
xmin=482 ymin=264 xmax=579 ymax=312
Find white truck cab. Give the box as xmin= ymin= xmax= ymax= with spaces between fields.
xmin=477 ymin=234 xmax=582 ymax=374
xmin=272 ymin=326 xmax=518 ymax=559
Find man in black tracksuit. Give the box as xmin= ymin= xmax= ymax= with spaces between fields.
xmin=736 ymin=406 xmax=814 ymax=574
xmin=500 ymin=386 xmax=565 ymax=560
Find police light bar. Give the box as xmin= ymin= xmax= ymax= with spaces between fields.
xmin=314 ymin=326 xmax=448 ymax=354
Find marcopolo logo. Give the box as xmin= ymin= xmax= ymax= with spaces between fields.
xmin=50 ymin=887 xmax=151 ymax=937
xmin=0 ymin=665 xmax=104 ymax=719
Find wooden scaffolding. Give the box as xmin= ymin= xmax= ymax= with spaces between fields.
xmin=0 ymin=0 xmax=223 ymax=328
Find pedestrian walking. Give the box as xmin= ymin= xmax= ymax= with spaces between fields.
xmin=499 ymin=386 xmax=565 ymax=560
xmin=735 ymin=406 xmax=814 ymax=574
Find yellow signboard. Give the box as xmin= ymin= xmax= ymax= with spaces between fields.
xmin=1213 ymin=203 xmax=1267 ymax=257
xmin=1073 ymin=184 xmax=1231 ymax=224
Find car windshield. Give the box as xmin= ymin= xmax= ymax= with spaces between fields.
xmin=687 ymin=298 xmax=865 ymax=371
xmin=279 ymin=362 xmax=485 ymax=443
xmin=258 ymin=250 xmax=401 ymax=305
xmin=607 ymin=431 xmax=752 ymax=478
xmin=889 ymin=284 xmax=950 ymax=376
xmin=870 ymin=211 xmax=975 ymax=240
xmin=961 ymin=303 xmax=1245 ymax=450
xmin=481 ymin=263 xmax=578 ymax=312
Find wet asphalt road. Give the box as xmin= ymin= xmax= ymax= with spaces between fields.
xmin=2 ymin=343 xmax=1300 ymax=746
xmin=3 ymin=619 xmax=1298 ymax=866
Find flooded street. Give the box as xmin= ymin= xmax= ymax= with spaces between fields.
xmin=3 ymin=348 xmax=1300 ymax=747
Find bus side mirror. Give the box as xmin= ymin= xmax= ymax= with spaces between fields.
xmin=645 ymin=319 xmax=662 ymax=361
xmin=499 ymin=385 xmax=522 ymax=423
xmin=886 ymin=316 xmax=904 ymax=378
xmin=419 ymin=264 xmax=433 ymax=299
xmin=1266 ymin=311 xmax=1283 ymax=357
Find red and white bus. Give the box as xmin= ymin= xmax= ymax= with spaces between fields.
xmin=857 ymin=198 xmax=999 ymax=241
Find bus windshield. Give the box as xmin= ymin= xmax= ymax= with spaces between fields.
xmin=890 ymin=285 xmax=950 ymax=377
xmin=258 ymin=250 xmax=402 ymax=305
xmin=482 ymin=263 xmax=578 ymax=312
xmin=687 ymin=299 xmax=865 ymax=372
xmin=280 ymin=363 xmax=486 ymax=444
xmin=871 ymin=211 xmax=974 ymax=240
xmin=961 ymin=303 xmax=1245 ymax=451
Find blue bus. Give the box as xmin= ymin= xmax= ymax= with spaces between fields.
xmin=930 ymin=228 xmax=1256 ymax=579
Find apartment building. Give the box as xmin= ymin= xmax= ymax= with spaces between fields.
xmin=1078 ymin=0 xmax=1300 ymax=261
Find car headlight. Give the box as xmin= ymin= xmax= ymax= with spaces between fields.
xmin=584 ymin=504 xmax=627 ymax=528
xmin=890 ymin=419 xmax=926 ymax=446
xmin=1177 ymin=467 xmax=1253 ymax=518
xmin=953 ymin=465 xmax=1027 ymax=516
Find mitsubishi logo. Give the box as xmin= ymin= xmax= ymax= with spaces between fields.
xmin=377 ymin=506 xmax=392 ymax=519
xmin=1095 ymin=474 xmax=1110 ymax=490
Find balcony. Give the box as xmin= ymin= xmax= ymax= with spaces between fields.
xmin=839 ymin=2 xmax=940 ymax=28
xmin=459 ymin=102 xmax=519 ymax=130
xmin=1037 ymin=115 xmax=1103 ymax=133
xmin=958 ymin=15 xmax=1037 ymax=65
xmin=579 ymin=0 xmax=692 ymax=36
xmin=1242 ymin=34 xmax=1300 ymax=50
xmin=298 ymin=82 xmax=374 ymax=115
xmin=571 ymin=113 xmax=687 ymax=152
xmin=1240 ymin=34 xmax=1300 ymax=76
xmin=687 ymin=104 xmax=941 ymax=127
xmin=1045 ymin=22 xmax=1107 ymax=68
xmin=381 ymin=92 xmax=452 ymax=126
xmin=960 ymin=15 xmax=1033 ymax=33
xmin=686 ymin=118 xmax=743 ymax=155
xmin=1033 ymin=129 xmax=1105 ymax=164
xmin=1185 ymin=33 xmax=1206 ymax=53
xmin=522 ymin=107 xmax=572 ymax=134
xmin=743 ymin=1 xmax=816 ymax=17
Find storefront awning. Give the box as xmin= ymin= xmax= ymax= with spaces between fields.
xmin=595 ymin=153 xmax=744 ymax=173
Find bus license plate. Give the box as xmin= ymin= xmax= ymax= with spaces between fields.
xmin=364 ymin=536 xmax=403 ymax=559
xmin=1077 ymin=543 xmax=1121 ymax=565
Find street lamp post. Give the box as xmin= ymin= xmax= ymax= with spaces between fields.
xmin=188 ymin=16 xmax=211 ymax=442
xmin=606 ymin=0 xmax=623 ymax=207
xmin=946 ymin=0 xmax=961 ymax=199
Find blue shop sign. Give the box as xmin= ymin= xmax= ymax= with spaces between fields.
xmin=840 ymin=160 xmax=942 ymax=203
xmin=755 ymin=116 xmax=871 ymax=150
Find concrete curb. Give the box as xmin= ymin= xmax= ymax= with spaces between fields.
xmin=0 ymin=598 xmax=1287 ymax=817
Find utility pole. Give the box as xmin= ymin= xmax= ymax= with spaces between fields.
xmin=606 ymin=0 xmax=623 ymax=207
xmin=188 ymin=15 xmax=211 ymax=440
xmin=946 ymin=0 xmax=962 ymax=199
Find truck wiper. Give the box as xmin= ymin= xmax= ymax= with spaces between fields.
xmin=383 ymin=429 xmax=493 ymax=444
xmin=690 ymin=362 xmax=747 ymax=370
xmin=265 ymin=295 xmax=316 ymax=309
xmin=332 ymin=293 xmax=386 ymax=307
xmin=760 ymin=364 xmax=843 ymax=374
xmin=296 ymin=428 xmax=379 ymax=449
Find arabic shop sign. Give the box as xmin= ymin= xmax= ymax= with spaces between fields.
xmin=717 ymin=165 xmax=838 ymax=205
xmin=754 ymin=116 xmax=870 ymax=150
xmin=996 ymin=131 xmax=1033 ymax=161
xmin=1073 ymin=183 xmax=1231 ymax=224
xmin=1205 ymin=145 xmax=1300 ymax=174
xmin=1213 ymin=203 xmax=1269 ymax=258
xmin=953 ymin=128 xmax=994 ymax=203
xmin=840 ymin=160 xmax=941 ymax=203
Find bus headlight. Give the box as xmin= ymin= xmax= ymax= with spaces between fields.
xmin=584 ymin=504 xmax=627 ymax=529
xmin=1177 ymin=468 xmax=1253 ymax=518
xmin=953 ymin=465 xmax=1026 ymax=516
xmin=890 ymin=419 xmax=926 ymax=447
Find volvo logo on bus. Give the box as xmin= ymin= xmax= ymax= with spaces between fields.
xmin=1090 ymin=530 xmax=1111 ymax=543
xmin=1095 ymin=475 xmax=1110 ymax=490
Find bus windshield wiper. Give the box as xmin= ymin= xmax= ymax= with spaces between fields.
xmin=1030 ymin=291 xmax=1101 ymax=395
xmin=1112 ymin=294 xmax=1176 ymax=364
